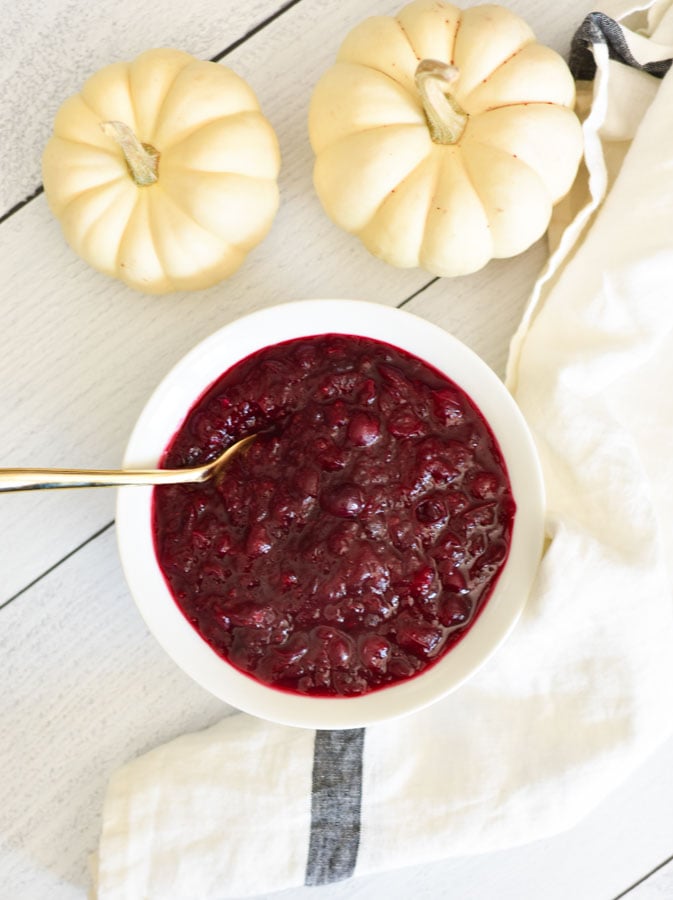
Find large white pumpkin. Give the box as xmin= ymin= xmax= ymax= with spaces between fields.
xmin=309 ymin=1 xmax=583 ymax=277
xmin=43 ymin=49 xmax=281 ymax=294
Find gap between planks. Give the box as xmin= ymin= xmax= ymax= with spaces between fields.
xmin=614 ymin=852 xmax=673 ymax=899
xmin=0 ymin=520 xmax=114 ymax=612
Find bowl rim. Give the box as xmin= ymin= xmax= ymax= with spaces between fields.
xmin=116 ymin=298 xmax=545 ymax=729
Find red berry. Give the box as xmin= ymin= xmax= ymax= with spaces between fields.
xmin=415 ymin=497 xmax=447 ymax=524
xmin=439 ymin=595 xmax=472 ymax=628
xmin=388 ymin=409 xmax=424 ymax=438
xmin=431 ymin=388 xmax=464 ymax=423
xmin=347 ymin=411 xmax=381 ymax=446
xmin=395 ymin=617 xmax=444 ymax=657
xmin=321 ymin=483 xmax=365 ymax=518
xmin=360 ymin=635 xmax=390 ymax=670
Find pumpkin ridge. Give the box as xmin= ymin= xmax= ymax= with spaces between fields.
xmin=450 ymin=14 xmax=462 ymax=66
xmin=392 ymin=17 xmax=420 ymax=63
xmin=163 ymin=110 xmax=275 ymax=160
xmin=476 ymin=100 xmax=564 ymax=113
xmin=151 ymin=182 xmax=233 ymax=253
xmin=464 ymin=137 xmax=545 ymax=186
xmin=444 ymin=149 xmax=494 ymax=246
xmin=144 ymin=187 xmax=178 ymax=291
xmin=79 ymin=82 xmax=138 ymax=138
xmin=57 ymin=176 xmax=128 ymax=219
xmin=364 ymin=152 xmax=438 ymax=229
xmin=472 ymin=40 xmax=531 ymax=83
xmin=460 ymin=141 xmax=550 ymax=257
xmin=57 ymin=177 xmax=134 ymax=268
xmin=154 ymin=116 xmax=226 ymax=152
xmin=141 ymin=60 xmax=196 ymax=146
xmin=418 ymin=148 xmax=492 ymax=276
xmin=321 ymin=61 xmax=431 ymax=125
xmin=165 ymin=167 xmax=276 ymax=182
xmin=459 ymin=40 xmax=535 ymax=107
xmin=423 ymin=150 xmax=444 ymax=229
xmin=395 ymin=6 xmax=462 ymax=67
xmin=470 ymin=120 xmax=578 ymax=205
xmin=159 ymin=171 xmax=273 ymax=250
xmin=416 ymin=151 xmax=446 ymax=257
xmin=339 ymin=58 xmax=415 ymax=85
xmin=51 ymin=134 xmax=123 ymax=160
xmin=338 ymin=56 xmax=417 ymax=96
xmin=319 ymin=122 xmax=429 ymax=161
xmin=113 ymin=191 xmax=143 ymax=282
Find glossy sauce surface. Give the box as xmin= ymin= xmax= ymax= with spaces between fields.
xmin=152 ymin=334 xmax=515 ymax=696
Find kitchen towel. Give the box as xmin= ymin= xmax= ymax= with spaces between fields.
xmin=92 ymin=2 xmax=673 ymax=896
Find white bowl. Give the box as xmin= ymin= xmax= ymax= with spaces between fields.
xmin=117 ymin=299 xmax=544 ymax=729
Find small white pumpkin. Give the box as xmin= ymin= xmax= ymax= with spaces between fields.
xmin=42 ymin=49 xmax=280 ymax=294
xmin=309 ymin=1 xmax=583 ymax=277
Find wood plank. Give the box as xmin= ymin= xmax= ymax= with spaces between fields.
xmin=0 ymin=0 xmax=583 ymax=214
xmin=8 ymin=2 xmax=670 ymax=900
xmin=0 ymin=0 xmax=425 ymax=602
xmin=0 ymin=0 xmax=292 ymax=214
xmin=404 ymin=241 xmax=550 ymax=381
xmin=624 ymin=858 xmax=673 ymax=899
xmin=0 ymin=527 xmax=229 ymax=900
xmin=4 ymin=523 xmax=673 ymax=900
xmin=0 ymin=0 xmax=587 ymax=601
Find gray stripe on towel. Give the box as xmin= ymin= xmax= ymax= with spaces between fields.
xmin=305 ymin=728 xmax=366 ymax=885
xmin=569 ymin=11 xmax=672 ymax=81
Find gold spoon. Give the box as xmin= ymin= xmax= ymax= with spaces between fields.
xmin=0 ymin=434 xmax=256 ymax=492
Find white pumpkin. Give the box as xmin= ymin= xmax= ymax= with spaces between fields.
xmin=42 ymin=49 xmax=280 ymax=294
xmin=308 ymin=1 xmax=583 ymax=277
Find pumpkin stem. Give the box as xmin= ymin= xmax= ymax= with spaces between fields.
xmin=415 ymin=60 xmax=468 ymax=145
xmin=100 ymin=121 xmax=159 ymax=186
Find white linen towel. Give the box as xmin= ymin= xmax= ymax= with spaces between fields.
xmin=93 ymin=3 xmax=673 ymax=896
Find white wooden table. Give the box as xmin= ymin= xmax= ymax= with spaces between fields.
xmin=2 ymin=1 xmax=673 ymax=898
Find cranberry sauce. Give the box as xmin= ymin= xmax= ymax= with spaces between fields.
xmin=152 ymin=334 xmax=515 ymax=697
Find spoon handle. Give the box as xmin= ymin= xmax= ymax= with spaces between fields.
xmin=0 ymin=434 xmax=255 ymax=492
xmin=0 ymin=466 xmax=210 ymax=492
